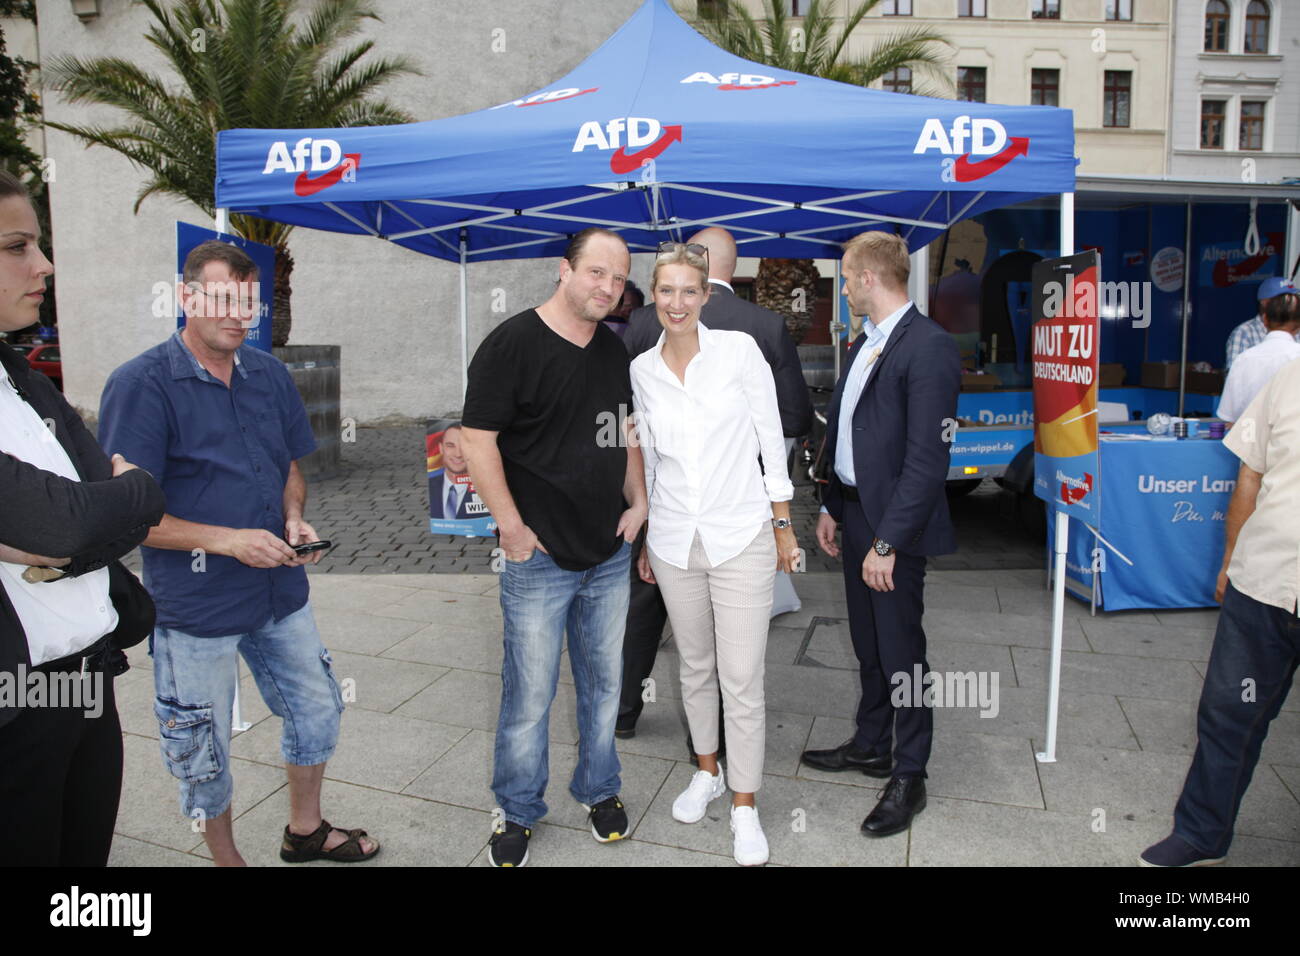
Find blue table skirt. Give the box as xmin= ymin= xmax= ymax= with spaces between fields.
xmin=1047 ymin=436 xmax=1239 ymax=611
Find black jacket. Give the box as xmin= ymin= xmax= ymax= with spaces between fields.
xmin=0 ymin=344 xmax=166 ymax=727
xmin=623 ymin=283 xmax=814 ymax=438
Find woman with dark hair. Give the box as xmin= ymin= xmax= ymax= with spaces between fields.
xmin=631 ymin=242 xmax=799 ymax=866
xmin=0 ymin=170 xmax=166 ymax=865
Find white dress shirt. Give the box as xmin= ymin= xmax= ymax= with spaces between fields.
xmin=833 ymin=301 xmax=911 ymax=487
xmin=0 ymin=366 xmax=117 ymax=665
xmin=631 ymin=323 xmax=793 ymax=570
xmin=1217 ymin=330 xmax=1300 ymax=422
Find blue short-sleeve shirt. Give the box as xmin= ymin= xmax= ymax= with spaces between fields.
xmin=98 ymin=331 xmax=317 ymax=637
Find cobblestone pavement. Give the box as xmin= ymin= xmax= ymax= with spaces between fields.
xmin=287 ymin=426 xmax=1045 ymax=576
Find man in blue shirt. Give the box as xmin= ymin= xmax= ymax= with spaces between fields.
xmin=99 ymin=241 xmax=378 ymax=866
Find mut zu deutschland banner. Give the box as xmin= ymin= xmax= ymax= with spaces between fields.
xmin=1031 ymin=250 xmax=1101 ymax=522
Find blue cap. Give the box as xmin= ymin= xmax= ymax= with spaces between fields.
xmin=1258 ymin=276 xmax=1300 ymax=300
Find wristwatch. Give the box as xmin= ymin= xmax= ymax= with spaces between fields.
xmin=873 ymin=538 xmax=895 ymax=557
xmin=772 ymin=518 xmax=792 ymax=530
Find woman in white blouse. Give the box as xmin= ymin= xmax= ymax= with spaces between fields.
xmin=631 ymin=242 xmax=799 ymax=866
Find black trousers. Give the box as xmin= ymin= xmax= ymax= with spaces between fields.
xmin=840 ymin=503 xmax=932 ymax=777
xmin=619 ymin=534 xmax=726 ymax=754
xmin=0 ymin=654 xmax=123 ymax=866
xmin=618 ymin=534 xmax=670 ymax=727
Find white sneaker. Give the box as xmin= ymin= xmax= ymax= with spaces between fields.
xmin=730 ymin=805 xmax=769 ymax=866
xmin=671 ymin=767 xmax=726 ymax=823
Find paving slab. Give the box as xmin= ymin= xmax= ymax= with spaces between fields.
xmin=1012 ymin=647 xmax=1206 ymax=701
xmin=392 ymin=668 xmax=580 ymax=745
xmin=230 ymin=706 xmax=468 ymax=794
xmin=115 ymin=732 xmax=285 ymax=854
xmin=199 ymin=781 xmax=491 ymax=867
xmin=634 ymin=763 xmax=910 ymax=867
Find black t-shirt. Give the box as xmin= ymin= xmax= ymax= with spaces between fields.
xmin=462 ymin=309 xmax=632 ymax=571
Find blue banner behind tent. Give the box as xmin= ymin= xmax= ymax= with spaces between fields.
xmin=176 ymin=222 xmax=274 ymax=353
xmin=1050 ymin=437 xmax=1239 ymax=610
xmin=213 ymin=0 xmax=1076 ymax=262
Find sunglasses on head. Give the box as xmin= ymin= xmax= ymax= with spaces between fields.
xmin=656 ymin=241 xmax=709 ymax=259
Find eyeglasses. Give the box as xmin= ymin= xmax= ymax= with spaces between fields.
xmin=188 ymin=286 xmax=260 ymax=316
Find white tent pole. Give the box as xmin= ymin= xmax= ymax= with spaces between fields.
xmin=832 ymin=257 xmax=843 ymax=382
xmin=1038 ymin=190 xmax=1074 ymax=766
xmin=459 ymin=230 xmax=470 ymax=399
xmin=1178 ymin=203 xmax=1193 ymax=418
xmin=909 ymin=244 xmax=930 ymax=315
xmin=213 ymin=205 xmax=252 ymax=734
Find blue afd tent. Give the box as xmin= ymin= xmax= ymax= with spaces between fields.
xmin=214 ymin=0 xmax=1081 ymax=759
xmin=215 ymin=0 xmax=1076 ymax=265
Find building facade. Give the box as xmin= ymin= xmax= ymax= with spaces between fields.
xmin=735 ymin=0 xmax=1173 ymax=176
xmin=1168 ymin=0 xmax=1300 ymax=184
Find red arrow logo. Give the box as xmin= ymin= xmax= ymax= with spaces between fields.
xmin=717 ymin=80 xmax=797 ymax=91
xmin=519 ymin=87 xmax=598 ymax=106
xmin=609 ymin=126 xmax=683 ymax=174
xmin=953 ymin=137 xmax=1029 ymax=182
xmin=1060 ymin=472 xmax=1093 ymax=505
xmin=1211 ymin=231 xmax=1286 ymax=287
xmin=294 ymin=153 xmax=361 ymax=197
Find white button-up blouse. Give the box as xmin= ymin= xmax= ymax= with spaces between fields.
xmin=631 ymin=323 xmax=794 ymax=570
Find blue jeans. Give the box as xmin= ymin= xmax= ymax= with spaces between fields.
xmin=151 ymin=603 xmax=344 ymax=820
xmin=492 ymin=541 xmax=631 ymax=828
xmin=1173 ymin=582 xmax=1299 ymax=857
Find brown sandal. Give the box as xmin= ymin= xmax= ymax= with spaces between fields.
xmin=280 ymin=820 xmax=381 ymax=863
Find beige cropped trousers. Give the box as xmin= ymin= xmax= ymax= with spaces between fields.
xmin=648 ymin=524 xmax=775 ymax=793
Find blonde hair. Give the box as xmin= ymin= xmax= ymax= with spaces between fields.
xmin=842 ymin=231 xmax=910 ymax=291
xmin=651 ymin=243 xmax=709 ymax=289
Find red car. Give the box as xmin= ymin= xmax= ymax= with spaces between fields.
xmin=26 ymin=343 xmax=62 ymax=391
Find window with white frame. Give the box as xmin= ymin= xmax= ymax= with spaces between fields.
xmin=959 ymin=0 xmax=987 ymax=15
xmin=1199 ymin=96 xmax=1271 ymax=151
xmin=1031 ymin=0 xmax=1060 ymax=19
xmin=1204 ymin=0 xmax=1230 ymax=52
xmin=882 ymin=0 xmax=912 ymax=14
xmin=1244 ymin=1 xmax=1270 ymax=54
xmin=1200 ymin=98 xmax=1226 ymax=149
xmin=1239 ymin=101 xmax=1266 ymax=150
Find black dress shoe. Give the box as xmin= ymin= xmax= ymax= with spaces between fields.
xmin=801 ymin=738 xmax=892 ymax=777
xmin=861 ymin=776 xmax=926 ymax=837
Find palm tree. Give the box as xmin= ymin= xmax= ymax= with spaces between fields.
xmin=44 ymin=0 xmax=417 ymax=346
xmin=694 ymin=0 xmax=951 ymax=343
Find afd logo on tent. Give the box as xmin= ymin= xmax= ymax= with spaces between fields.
xmin=262 ymin=138 xmax=361 ymax=197
xmin=573 ymin=117 xmax=683 ymax=175
xmin=490 ymin=87 xmax=599 ymax=109
xmin=913 ymin=116 xmax=1029 ymax=182
xmin=680 ymin=71 xmax=796 ymax=91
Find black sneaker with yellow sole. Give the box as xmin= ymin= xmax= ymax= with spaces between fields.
xmin=488 ymin=820 xmax=531 ymax=867
xmin=583 ymin=795 xmax=628 ymax=843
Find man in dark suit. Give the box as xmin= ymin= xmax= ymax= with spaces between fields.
xmin=617 ymin=227 xmax=812 ymax=742
xmin=803 ymin=230 xmax=960 ymax=837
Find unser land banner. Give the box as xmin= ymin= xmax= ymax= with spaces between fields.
xmin=1031 ymin=250 xmax=1101 ymax=522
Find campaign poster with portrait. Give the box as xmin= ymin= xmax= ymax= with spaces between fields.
xmin=427 ymin=419 xmax=495 ymax=537
xmin=1031 ymin=250 xmax=1101 ymax=523
xmin=176 ymin=222 xmax=274 ymax=353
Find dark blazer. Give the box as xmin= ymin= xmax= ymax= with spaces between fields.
xmin=0 ymin=344 xmax=166 ymax=727
xmin=428 ymin=472 xmax=477 ymax=519
xmin=624 ymin=282 xmax=814 ymax=438
xmin=821 ymin=305 xmax=961 ymax=557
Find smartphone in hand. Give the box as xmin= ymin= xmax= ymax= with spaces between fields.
xmin=291 ymin=540 xmax=332 ymax=556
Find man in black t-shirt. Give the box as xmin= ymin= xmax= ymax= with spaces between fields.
xmin=461 ymin=227 xmax=647 ymax=868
